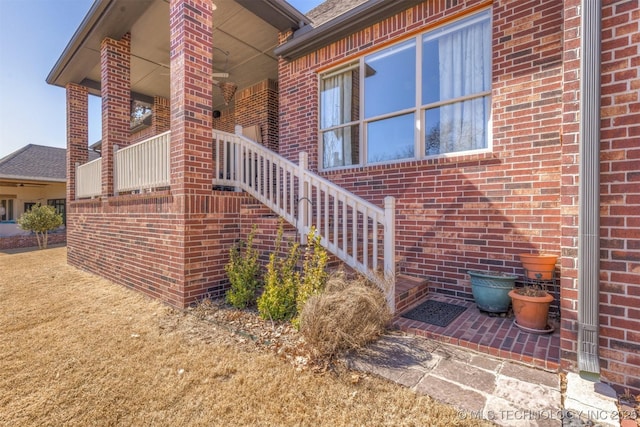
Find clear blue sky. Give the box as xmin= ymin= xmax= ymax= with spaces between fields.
xmin=0 ymin=0 xmax=322 ymax=159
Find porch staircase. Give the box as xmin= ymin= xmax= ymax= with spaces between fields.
xmin=215 ymin=127 xmax=429 ymax=313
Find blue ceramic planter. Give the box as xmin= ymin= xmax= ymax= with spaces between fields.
xmin=468 ymin=270 xmax=517 ymax=313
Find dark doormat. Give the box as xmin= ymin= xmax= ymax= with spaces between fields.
xmin=401 ymin=300 xmax=468 ymax=328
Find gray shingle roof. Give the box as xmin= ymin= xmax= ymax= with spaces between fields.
xmin=0 ymin=144 xmax=99 ymax=181
xmin=306 ymin=0 xmax=369 ymax=27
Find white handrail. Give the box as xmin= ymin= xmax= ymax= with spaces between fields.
xmin=76 ymin=158 xmax=102 ymax=198
xmin=115 ymin=131 xmax=171 ymax=194
xmin=212 ymin=128 xmax=396 ymax=309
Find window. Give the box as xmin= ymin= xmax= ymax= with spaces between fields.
xmin=24 ymin=202 xmax=36 ymax=212
xmin=0 ymin=199 xmax=14 ymax=221
xmin=364 ymin=39 xmax=416 ymax=163
xmin=422 ymin=12 xmax=491 ymax=155
xmin=48 ymin=199 xmax=66 ymax=225
xmin=319 ymin=9 xmax=492 ymax=169
xmin=320 ymin=66 xmax=360 ymax=168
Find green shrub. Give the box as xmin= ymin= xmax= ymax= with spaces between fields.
xmin=224 ymin=226 xmax=261 ymax=309
xmin=17 ymin=204 xmax=63 ymax=249
xmin=257 ymin=221 xmax=300 ymax=321
xmin=294 ymin=226 xmax=328 ymax=327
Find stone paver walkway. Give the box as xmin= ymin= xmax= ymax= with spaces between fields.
xmin=345 ymin=333 xmax=562 ymax=427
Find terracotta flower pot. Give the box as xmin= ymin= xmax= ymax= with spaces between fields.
xmin=509 ymin=289 xmax=554 ymax=332
xmin=518 ymin=254 xmax=558 ymax=280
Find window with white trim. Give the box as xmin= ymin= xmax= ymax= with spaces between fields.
xmin=319 ymin=9 xmax=492 ymax=169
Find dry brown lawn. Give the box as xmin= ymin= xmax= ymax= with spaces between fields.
xmin=0 ymin=246 xmax=487 ymax=426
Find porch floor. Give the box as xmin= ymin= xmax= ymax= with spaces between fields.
xmin=393 ymin=291 xmax=561 ymax=371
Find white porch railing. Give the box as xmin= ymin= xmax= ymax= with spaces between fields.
xmin=115 ymin=131 xmax=171 ymax=194
xmin=213 ymin=128 xmax=396 ymax=309
xmin=76 ymin=158 xmax=102 ymax=198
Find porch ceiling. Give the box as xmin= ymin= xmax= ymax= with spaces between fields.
xmin=47 ymin=0 xmax=303 ymax=109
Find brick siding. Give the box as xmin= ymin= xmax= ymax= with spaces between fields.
xmin=598 ymin=0 xmax=640 ymax=395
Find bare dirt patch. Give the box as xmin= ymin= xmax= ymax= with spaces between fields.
xmin=0 ymin=247 xmax=487 ymax=426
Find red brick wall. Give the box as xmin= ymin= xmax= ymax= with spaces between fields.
xmin=278 ymin=0 xmax=564 ymax=302
xmin=598 ymin=0 xmax=640 ymax=395
xmin=212 ymin=107 xmax=235 ymax=132
xmin=0 ymin=232 xmax=66 ymax=250
xmin=67 ymin=192 xmax=251 ymax=307
xmin=152 ymin=96 xmax=170 ymax=133
xmin=235 ymin=79 xmax=279 ymax=151
xmin=212 ymin=79 xmax=280 ymax=151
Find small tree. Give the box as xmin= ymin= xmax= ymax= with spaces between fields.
xmin=17 ymin=204 xmax=63 ymax=249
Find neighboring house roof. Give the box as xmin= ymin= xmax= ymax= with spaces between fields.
xmin=305 ymin=0 xmax=369 ymax=27
xmin=275 ymin=0 xmax=424 ymax=60
xmin=0 ymin=144 xmax=99 ymax=182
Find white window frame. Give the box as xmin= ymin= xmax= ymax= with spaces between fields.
xmin=318 ymin=8 xmax=492 ymax=171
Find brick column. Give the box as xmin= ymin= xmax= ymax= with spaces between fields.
xmin=559 ymin=0 xmax=581 ymax=372
xmin=66 ymin=83 xmax=89 ymax=201
xmin=152 ymin=96 xmax=170 ymax=134
xmin=100 ymin=33 xmax=131 ymax=197
xmin=169 ymin=0 xmax=214 ymax=197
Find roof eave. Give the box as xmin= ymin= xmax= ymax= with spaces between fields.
xmin=274 ymin=0 xmax=424 ymax=60
xmin=234 ymin=0 xmax=311 ymax=32
xmin=46 ymin=0 xmax=111 ymax=87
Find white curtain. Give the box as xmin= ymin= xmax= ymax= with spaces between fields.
xmin=321 ymin=71 xmax=352 ymax=167
xmin=438 ymin=18 xmax=490 ymax=152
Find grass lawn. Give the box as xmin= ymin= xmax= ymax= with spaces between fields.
xmin=0 ymin=246 xmax=488 ymax=426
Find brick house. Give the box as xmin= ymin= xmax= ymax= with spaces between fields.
xmin=47 ymin=0 xmax=639 ymax=394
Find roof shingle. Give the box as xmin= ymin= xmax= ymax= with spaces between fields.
xmin=0 ymin=144 xmax=99 ymax=181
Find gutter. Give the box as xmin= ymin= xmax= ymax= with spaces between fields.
xmin=235 ymin=0 xmax=310 ymax=32
xmin=274 ymin=0 xmax=424 ymax=60
xmin=0 ymin=175 xmax=67 ymax=183
xmin=577 ymin=0 xmax=601 ymax=375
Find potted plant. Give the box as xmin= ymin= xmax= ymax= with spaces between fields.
xmin=467 ymin=270 xmax=518 ymax=313
xmin=519 ymin=253 xmax=558 ymax=280
xmin=509 ymin=286 xmax=554 ymax=333
xmin=509 ymin=253 xmax=558 ymax=333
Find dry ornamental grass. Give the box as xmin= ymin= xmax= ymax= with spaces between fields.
xmin=0 ymin=246 xmax=490 ymax=426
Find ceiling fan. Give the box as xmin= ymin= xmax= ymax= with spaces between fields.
xmin=212 ymin=47 xmax=237 ymax=104
xmin=154 ymin=47 xmax=237 ymax=104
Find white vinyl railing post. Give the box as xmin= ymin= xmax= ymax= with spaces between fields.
xmin=75 ymin=162 xmax=79 ymax=201
xmin=298 ymin=151 xmax=309 ymax=245
xmin=384 ymin=196 xmax=396 ymax=311
xmin=234 ymin=125 xmax=244 ymax=192
xmin=113 ymin=144 xmax=119 ymax=196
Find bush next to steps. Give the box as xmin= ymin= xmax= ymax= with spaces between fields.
xmin=299 ymin=270 xmax=391 ymax=358
xmin=225 ymin=226 xmax=261 ymax=309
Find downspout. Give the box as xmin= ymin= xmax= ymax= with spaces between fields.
xmin=577 ymin=0 xmax=601 ymax=375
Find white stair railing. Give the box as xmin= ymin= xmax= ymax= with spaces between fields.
xmin=76 ymin=158 xmax=102 ymax=198
xmin=213 ymin=128 xmax=396 ymax=309
xmin=114 ymin=131 xmax=171 ymax=194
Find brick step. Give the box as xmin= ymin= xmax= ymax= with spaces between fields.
xmin=395 ymin=273 xmax=429 ymax=314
